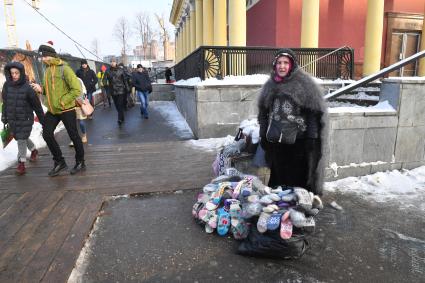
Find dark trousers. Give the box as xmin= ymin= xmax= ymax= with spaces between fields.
xmin=42 ymin=110 xmax=84 ymax=163
xmin=112 ymin=94 xmax=125 ymax=122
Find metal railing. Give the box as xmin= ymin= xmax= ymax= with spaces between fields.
xmin=174 ymin=46 xmax=354 ymax=81
xmin=325 ymin=49 xmax=425 ymax=100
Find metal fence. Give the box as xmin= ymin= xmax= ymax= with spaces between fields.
xmin=174 ymin=46 xmax=354 ymax=81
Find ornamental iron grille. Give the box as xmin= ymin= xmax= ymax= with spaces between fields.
xmin=174 ymin=46 xmax=354 ymax=81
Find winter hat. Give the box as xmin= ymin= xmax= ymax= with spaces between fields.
xmin=38 ymin=44 xmax=57 ymax=57
xmin=81 ymin=59 xmax=88 ymax=65
xmin=272 ymin=48 xmax=298 ymax=82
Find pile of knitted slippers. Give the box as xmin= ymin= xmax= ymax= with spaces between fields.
xmin=192 ymin=168 xmax=323 ymax=240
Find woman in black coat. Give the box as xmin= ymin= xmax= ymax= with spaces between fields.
xmin=257 ymin=49 xmax=328 ymax=195
xmin=1 ymin=62 xmax=45 ymax=175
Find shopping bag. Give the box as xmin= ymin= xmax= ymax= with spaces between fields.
xmin=79 ymin=97 xmax=94 ymax=116
xmin=1 ymin=124 xmax=13 ymax=148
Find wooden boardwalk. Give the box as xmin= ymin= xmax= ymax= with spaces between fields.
xmin=0 ymin=105 xmax=216 ymax=282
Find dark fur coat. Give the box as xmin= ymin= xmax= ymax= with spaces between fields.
xmin=258 ymin=67 xmax=329 ymax=195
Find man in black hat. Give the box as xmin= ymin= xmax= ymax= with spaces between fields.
xmin=76 ymin=59 xmax=98 ymax=116
xmin=31 ymin=43 xmax=86 ymax=176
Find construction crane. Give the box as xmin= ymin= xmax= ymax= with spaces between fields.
xmin=3 ymin=0 xmax=40 ymax=48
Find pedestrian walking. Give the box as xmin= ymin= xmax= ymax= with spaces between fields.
xmin=103 ymin=58 xmax=129 ymax=125
xmin=132 ymin=64 xmax=152 ymax=119
xmin=31 ymin=43 xmax=86 ymax=176
xmin=1 ymin=62 xmax=45 ymax=175
xmin=76 ymin=59 xmax=97 ymax=119
xmin=165 ymin=67 xmax=172 ymax=83
xmin=257 ymin=48 xmax=328 ymax=195
xmin=97 ymin=65 xmax=111 ymax=108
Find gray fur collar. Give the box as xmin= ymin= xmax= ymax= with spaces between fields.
xmin=259 ymin=69 xmax=326 ymax=113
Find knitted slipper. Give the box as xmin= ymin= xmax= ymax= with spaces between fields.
xmin=262 ymin=204 xmax=279 ymax=213
xmin=257 ymin=212 xmax=271 ymax=233
xmin=294 ymin=187 xmax=313 ymax=211
xmin=266 ymin=213 xmax=281 ymax=231
xmin=205 ymin=223 xmax=214 ymax=233
xmin=280 ymin=211 xmax=293 ymax=239
xmin=232 ymin=179 xmax=247 ymax=199
xmin=217 ymin=207 xmax=231 ymax=236
xmin=192 ymin=202 xmax=203 ymax=219
xmin=208 ymin=210 xmax=218 ymax=229
xmin=231 ymin=220 xmax=249 ymax=240
xmin=205 ymin=182 xmax=229 ymax=210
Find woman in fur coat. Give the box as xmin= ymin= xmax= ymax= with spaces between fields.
xmin=257 ymin=48 xmax=328 ymax=195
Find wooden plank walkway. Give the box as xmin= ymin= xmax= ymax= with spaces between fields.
xmin=0 ymin=107 xmax=216 ymax=283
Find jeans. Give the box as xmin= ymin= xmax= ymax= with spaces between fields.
xmin=42 ymin=110 xmax=84 ymax=163
xmin=86 ymin=92 xmax=94 ymax=106
xmin=136 ymin=90 xmax=149 ymax=118
xmin=17 ymin=138 xmax=35 ymax=162
xmin=79 ymin=119 xmax=86 ymax=134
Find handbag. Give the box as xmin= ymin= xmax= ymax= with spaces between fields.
xmin=266 ymin=118 xmax=299 ymax=144
xmin=78 ymin=97 xmax=94 ymax=116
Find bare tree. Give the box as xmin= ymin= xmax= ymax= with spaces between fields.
xmin=155 ymin=13 xmax=171 ymax=60
xmin=91 ymin=38 xmax=101 ymax=61
xmin=114 ymin=17 xmax=132 ymax=65
xmin=134 ymin=12 xmax=155 ymax=60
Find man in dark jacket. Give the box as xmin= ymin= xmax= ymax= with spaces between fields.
xmin=76 ymin=59 xmax=98 ymax=111
xmin=132 ymin=64 xmax=152 ymax=119
xmin=165 ymin=67 xmax=172 ymax=83
xmin=103 ymin=58 xmax=129 ymax=125
xmin=1 ymin=62 xmax=45 ymax=175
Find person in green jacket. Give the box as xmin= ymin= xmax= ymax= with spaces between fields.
xmin=31 ymin=43 xmax=86 ymax=176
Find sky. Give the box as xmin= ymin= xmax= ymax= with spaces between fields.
xmin=0 ymin=0 xmax=175 ymax=60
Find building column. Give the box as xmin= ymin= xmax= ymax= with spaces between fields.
xmin=175 ymin=32 xmax=179 ymax=62
xmin=195 ymin=0 xmax=203 ymax=48
xmin=214 ymin=0 xmax=227 ymax=46
xmin=228 ymin=0 xmax=246 ymax=46
xmin=418 ymin=3 xmax=425 ymax=76
xmin=363 ymin=0 xmax=385 ymax=76
xmin=190 ymin=4 xmax=196 ymax=52
xmin=182 ymin=18 xmax=187 ymax=59
xmin=203 ymin=0 xmax=214 ymax=45
xmin=301 ymin=0 xmax=320 ymax=48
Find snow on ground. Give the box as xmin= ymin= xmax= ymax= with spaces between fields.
xmin=150 ymin=101 xmax=194 ymax=139
xmin=0 ymin=119 xmax=65 ymax=171
xmin=325 ymin=166 xmax=425 ymax=211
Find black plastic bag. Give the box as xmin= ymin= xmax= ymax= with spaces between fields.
xmin=237 ymin=225 xmax=309 ymax=259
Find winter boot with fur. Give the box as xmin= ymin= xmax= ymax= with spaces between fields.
xmin=16 ymin=161 xmax=26 ymax=175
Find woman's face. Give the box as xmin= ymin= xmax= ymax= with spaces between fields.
xmin=275 ymin=56 xmax=292 ymax=77
xmin=10 ymin=68 xmax=21 ymax=82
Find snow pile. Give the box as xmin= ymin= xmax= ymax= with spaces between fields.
xmin=151 ymin=101 xmax=194 ymax=139
xmin=328 ymin=100 xmax=396 ymax=113
xmin=325 ymin=166 xmax=425 ymax=210
xmin=175 ymin=74 xmax=269 ymax=87
xmin=188 ymin=135 xmax=235 ymax=152
xmin=0 ymin=119 xmax=65 ymax=171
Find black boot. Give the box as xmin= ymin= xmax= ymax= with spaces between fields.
xmin=70 ymin=161 xmax=86 ymax=175
xmin=48 ymin=160 xmax=68 ymax=177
